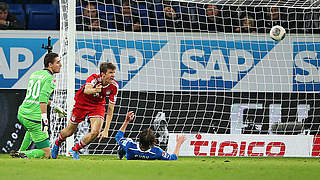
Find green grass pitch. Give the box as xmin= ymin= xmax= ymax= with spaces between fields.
xmin=0 ymin=154 xmax=319 ymax=180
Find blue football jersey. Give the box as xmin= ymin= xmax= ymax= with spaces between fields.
xmin=115 ymin=131 xmax=178 ymax=160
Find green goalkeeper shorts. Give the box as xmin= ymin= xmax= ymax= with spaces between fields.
xmin=17 ymin=113 xmax=49 ymax=146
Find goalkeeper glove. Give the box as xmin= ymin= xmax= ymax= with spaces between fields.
xmin=41 ymin=113 xmax=49 ymax=133
xmin=51 ymin=103 xmax=67 ymax=118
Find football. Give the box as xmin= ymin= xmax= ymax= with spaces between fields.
xmin=269 ymin=25 xmax=286 ymax=41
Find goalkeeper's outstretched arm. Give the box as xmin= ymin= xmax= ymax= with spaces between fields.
xmin=115 ymin=111 xmax=135 ymax=147
xmin=120 ymin=111 xmax=135 ymax=132
xmin=172 ymin=135 xmax=186 ymax=157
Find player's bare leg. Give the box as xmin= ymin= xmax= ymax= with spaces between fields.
xmin=82 ymin=117 xmax=103 ymax=144
xmin=60 ymin=122 xmax=78 ymax=138
xmin=68 ymin=117 xmax=103 ymax=159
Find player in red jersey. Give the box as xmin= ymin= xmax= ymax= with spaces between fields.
xmin=51 ymin=62 xmax=118 ymax=159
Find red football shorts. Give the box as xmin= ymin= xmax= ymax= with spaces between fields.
xmin=70 ymin=107 xmax=105 ymax=124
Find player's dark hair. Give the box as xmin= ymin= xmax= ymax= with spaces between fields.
xmin=100 ymin=62 xmax=116 ymax=74
xmin=84 ymin=1 xmax=97 ymax=8
xmin=139 ymin=128 xmax=157 ymax=150
xmin=44 ymin=52 xmax=59 ymax=68
xmin=0 ymin=2 xmax=8 ymax=11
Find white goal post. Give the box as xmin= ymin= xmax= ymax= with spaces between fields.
xmin=50 ymin=0 xmax=320 ymax=157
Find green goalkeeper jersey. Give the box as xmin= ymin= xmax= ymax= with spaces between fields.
xmin=18 ymin=69 xmax=56 ymax=121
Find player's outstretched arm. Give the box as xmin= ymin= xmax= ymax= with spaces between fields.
xmin=115 ymin=111 xmax=135 ymax=143
xmin=172 ymin=135 xmax=186 ymax=157
xmin=98 ymin=102 xmax=115 ymax=142
xmin=120 ymin=111 xmax=135 ymax=132
xmin=159 ymin=135 xmax=186 ymax=160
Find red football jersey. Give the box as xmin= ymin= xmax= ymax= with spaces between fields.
xmin=74 ymin=73 xmax=119 ymax=109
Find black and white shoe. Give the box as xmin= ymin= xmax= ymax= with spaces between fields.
xmin=10 ymin=150 xmax=27 ymax=159
xmin=117 ymin=147 xmax=126 ymax=160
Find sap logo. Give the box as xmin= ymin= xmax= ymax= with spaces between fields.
xmin=0 ymin=38 xmax=55 ymax=88
xmin=293 ymin=42 xmax=320 ymax=91
xmin=75 ymin=39 xmax=167 ymax=89
xmin=180 ymin=40 xmax=277 ymax=90
xmin=0 ymin=48 xmax=33 ymax=79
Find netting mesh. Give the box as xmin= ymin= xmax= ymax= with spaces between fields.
xmin=51 ymin=0 xmax=320 ymax=155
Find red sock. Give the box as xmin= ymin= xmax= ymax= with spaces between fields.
xmin=72 ymin=140 xmax=86 ymax=152
xmin=55 ymin=133 xmax=65 ymax=146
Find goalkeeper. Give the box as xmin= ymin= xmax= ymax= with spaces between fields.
xmin=116 ymin=111 xmax=186 ymax=160
xmin=10 ymin=52 xmax=66 ymax=159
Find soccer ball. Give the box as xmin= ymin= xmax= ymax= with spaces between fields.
xmin=269 ymin=25 xmax=286 ymax=41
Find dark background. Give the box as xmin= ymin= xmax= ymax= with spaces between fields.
xmin=1 ymin=90 xmax=320 ymax=154
xmin=0 ymin=90 xmax=26 ymax=154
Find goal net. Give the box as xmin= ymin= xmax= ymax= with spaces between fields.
xmin=51 ymin=0 xmax=320 ymax=157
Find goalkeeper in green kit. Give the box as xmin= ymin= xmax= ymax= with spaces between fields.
xmin=10 ymin=52 xmax=66 ymax=159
